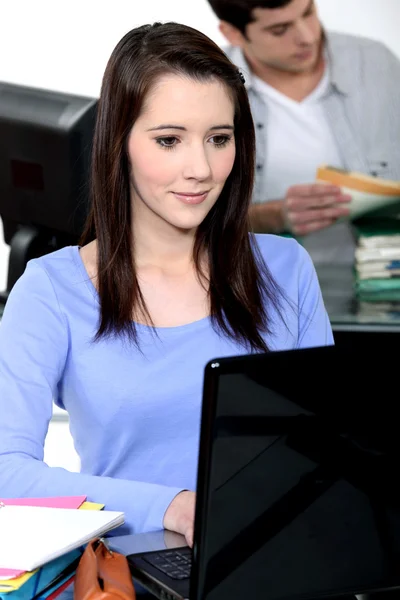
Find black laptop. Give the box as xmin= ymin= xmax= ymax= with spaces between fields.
xmin=128 ymin=338 xmax=400 ymax=600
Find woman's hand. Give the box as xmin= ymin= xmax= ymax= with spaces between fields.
xmin=163 ymin=491 xmax=196 ymax=547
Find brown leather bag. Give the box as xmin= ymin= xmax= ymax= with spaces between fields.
xmin=74 ymin=538 xmax=136 ymax=600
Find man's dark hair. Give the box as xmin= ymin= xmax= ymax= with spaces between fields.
xmin=208 ymin=0 xmax=293 ymax=33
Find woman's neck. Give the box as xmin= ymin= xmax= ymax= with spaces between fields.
xmin=133 ymin=214 xmax=196 ymax=273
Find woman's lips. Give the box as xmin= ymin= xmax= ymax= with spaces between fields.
xmin=173 ymin=191 xmax=209 ymax=205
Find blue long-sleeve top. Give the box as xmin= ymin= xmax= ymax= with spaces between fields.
xmin=0 ymin=234 xmax=333 ymax=535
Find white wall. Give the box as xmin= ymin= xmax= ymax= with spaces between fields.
xmin=317 ymin=0 xmax=400 ymax=58
xmin=44 ymin=415 xmax=81 ymax=472
xmin=1 ymin=0 xmax=399 ymax=469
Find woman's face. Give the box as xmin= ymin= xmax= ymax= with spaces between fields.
xmin=127 ymin=74 xmax=236 ymax=233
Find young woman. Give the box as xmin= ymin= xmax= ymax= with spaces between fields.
xmin=0 ymin=22 xmax=333 ymax=546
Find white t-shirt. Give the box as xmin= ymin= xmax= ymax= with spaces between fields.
xmin=253 ymin=67 xmax=343 ymax=199
xmin=253 ymin=69 xmax=356 ymax=265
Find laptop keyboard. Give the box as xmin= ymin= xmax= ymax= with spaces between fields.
xmin=142 ymin=548 xmax=192 ymax=580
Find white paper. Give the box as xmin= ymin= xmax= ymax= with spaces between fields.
xmin=0 ymin=505 xmax=124 ymax=571
xmin=335 ymin=186 xmax=400 ymax=220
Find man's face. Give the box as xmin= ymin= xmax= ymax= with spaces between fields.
xmin=240 ymin=0 xmax=323 ymax=73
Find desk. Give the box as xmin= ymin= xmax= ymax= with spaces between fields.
xmin=53 ymin=530 xmax=400 ymax=600
xmin=316 ymin=264 xmax=400 ymax=332
xmin=54 ymin=584 xmax=397 ymax=600
xmin=55 ymin=582 xmax=154 ymax=599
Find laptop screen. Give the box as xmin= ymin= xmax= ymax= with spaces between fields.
xmin=192 ymin=342 xmax=400 ymax=600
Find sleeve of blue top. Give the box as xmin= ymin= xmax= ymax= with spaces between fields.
xmin=294 ymin=243 xmax=334 ymax=349
xmin=0 ymin=262 xmax=184 ymax=535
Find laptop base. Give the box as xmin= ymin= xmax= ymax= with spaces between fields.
xmin=128 ymin=550 xmax=190 ymax=600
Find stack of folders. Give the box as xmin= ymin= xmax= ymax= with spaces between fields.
xmin=0 ymin=497 xmax=124 ymax=600
xmin=353 ymin=219 xmax=400 ymax=313
xmin=317 ymin=166 xmax=400 ymax=318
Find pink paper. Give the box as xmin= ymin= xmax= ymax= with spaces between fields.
xmin=0 ymin=496 xmax=87 ymax=580
xmin=0 ymin=567 xmax=25 ymax=579
xmin=0 ymin=495 xmax=86 ymax=509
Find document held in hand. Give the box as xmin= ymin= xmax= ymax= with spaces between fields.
xmin=316 ymin=165 xmax=400 ymax=219
xmin=0 ymin=504 xmax=124 ymax=572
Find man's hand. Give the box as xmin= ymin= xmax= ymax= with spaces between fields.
xmin=283 ymin=183 xmax=351 ymax=235
xmin=249 ymin=184 xmax=351 ymax=235
xmin=163 ymin=491 xmax=196 ymax=547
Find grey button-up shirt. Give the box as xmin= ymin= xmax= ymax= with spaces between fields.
xmin=224 ymin=32 xmax=400 ymax=264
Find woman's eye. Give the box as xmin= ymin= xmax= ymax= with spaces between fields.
xmin=156 ymin=137 xmax=178 ymax=149
xmin=155 ymin=135 xmax=232 ymax=150
xmin=210 ymin=135 xmax=231 ymax=147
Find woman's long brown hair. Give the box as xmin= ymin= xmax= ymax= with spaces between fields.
xmin=81 ymin=22 xmax=286 ymax=352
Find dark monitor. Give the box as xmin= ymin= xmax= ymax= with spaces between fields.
xmin=0 ymin=81 xmax=97 ymax=304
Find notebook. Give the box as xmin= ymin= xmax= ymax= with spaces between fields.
xmin=316 ymin=165 xmax=400 ymax=219
xmin=0 ymin=496 xmax=87 ymax=581
xmin=0 ymin=505 xmax=124 ymax=572
xmin=0 ymin=498 xmax=106 ymax=594
xmin=0 ymin=550 xmax=82 ymax=600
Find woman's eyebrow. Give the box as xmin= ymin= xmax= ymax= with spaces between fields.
xmin=146 ymin=124 xmax=234 ymax=132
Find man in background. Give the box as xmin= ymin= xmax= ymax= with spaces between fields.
xmin=207 ymin=0 xmax=400 ymax=264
